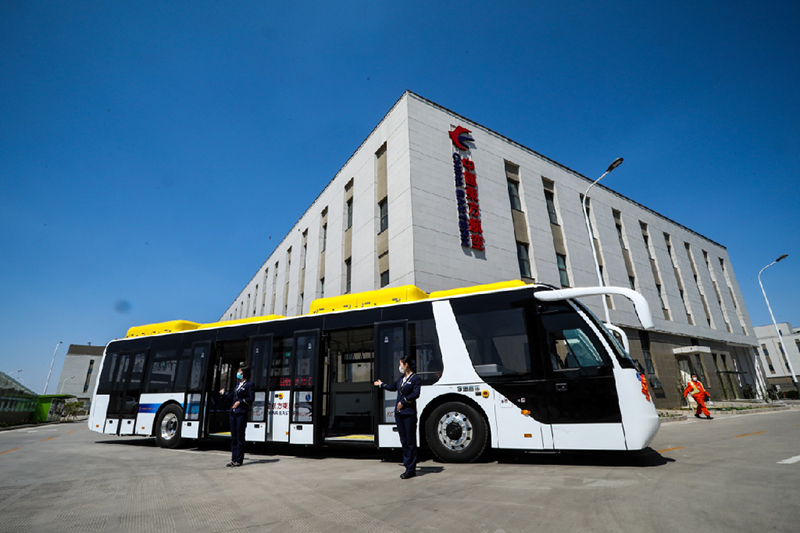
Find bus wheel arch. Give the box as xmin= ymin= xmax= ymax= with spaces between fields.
xmin=421 ymin=395 xmax=490 ymax=463
xmin=153 ymin=402 xmax=184 ymax=449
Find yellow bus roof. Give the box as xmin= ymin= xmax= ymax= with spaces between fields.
xmin=124 ymin=280 xmax=528 ymax=338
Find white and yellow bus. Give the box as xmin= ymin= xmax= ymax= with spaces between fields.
xmin=89 ymin=280 xmax=659 ymax=462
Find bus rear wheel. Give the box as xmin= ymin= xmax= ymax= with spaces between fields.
xmin=425 ymin=401 xmax=488 ymax=463
xmin=155 ymin=404 xmax=184 ymax=449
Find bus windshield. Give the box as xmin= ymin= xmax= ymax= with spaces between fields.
xmin=571 ymin=300 xmax=636 ymax=369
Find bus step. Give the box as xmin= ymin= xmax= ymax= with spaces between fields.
xmin=324 ymin=434 xmax=375 ymax=443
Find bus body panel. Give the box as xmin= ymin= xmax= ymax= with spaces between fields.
xmin=246 ymin=422 xmax=265 ymax=442
xmin=89 ymin=394 xmax=109 ymax=433
xmin=494 ymin=392 xmax=547 ymax=450
xmin=378 ymin=424 xmax=401 ymax=448
xmin=182 ymin=420 xmax=200 ymax=439
xmin=551 ymin=423 xmax=627 ymax=450
xmin=290 ymin=423 xmax=314 ymax=445
xmin=135 ymin=392 xmax=184 ymax=435
xmin=267 ymin=391 xmax=290 ymax=442
xmin=431 ymin=301 xmax=484 ymax=386
xmin=614 ymin=367 xmax=660 ymax=450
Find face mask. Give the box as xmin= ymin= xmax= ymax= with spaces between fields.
xmin=236 ymin=372 xmax=243 ymax=380
xmin=398 ymin=365 xmax=404 ymax=373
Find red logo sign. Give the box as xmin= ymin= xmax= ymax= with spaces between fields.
xmin=450 ymin=126 xmax=484 ymax=251
xmin=449 ymin=126 xmax=474 ymax=151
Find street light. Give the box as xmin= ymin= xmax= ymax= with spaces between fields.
xmin=758 ymin=254 xmax=799 ymax=394
xmin=582 ymin=157 xmax=624 ymax=324
xmin=43 ymin=341 xmax=62 ymax=395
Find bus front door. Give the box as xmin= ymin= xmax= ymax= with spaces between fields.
xmin=105 ymin=350 xmax=147 ymax=436
xmin=289 ymin=329 xmax=320 ymax=445
xmin=323 ymin=327 xmax=375 ymax=444
xmin=538 ymin=301 xmax=625 ymax=450
xmin=205 ymin=340 xmax=247 ymax=438
xmin=181 ymin=342 xmax=211 ymax=440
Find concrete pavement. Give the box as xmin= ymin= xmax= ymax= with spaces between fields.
xmin=1 ymin=408 xmax=798 ymax=532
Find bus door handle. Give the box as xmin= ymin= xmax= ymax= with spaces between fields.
xmin=555 ymin=383 xmax=568 ymax=392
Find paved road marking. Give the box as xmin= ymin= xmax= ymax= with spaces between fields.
xmin=41 ymin=436 xmax=59 ymax=442
xmin=66 ymin=430 xmax=75 ymax=435
xmin=778 ymin=455 xmax=800 ymax=465
xmin=26 ymin=428 xmax=58 ymax=433
xmin=657 ymin=447 xmax=685 ymax=453
xmin=0 ymin=447 xmax=21 ymax=455
xmin=734 ymin=431 xmax=765 ymax=438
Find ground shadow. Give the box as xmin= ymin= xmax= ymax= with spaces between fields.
xmin=489 ymin=447 xmax=673 ymax=468
xmin=94 ymin=437 xmax=672 ymax=468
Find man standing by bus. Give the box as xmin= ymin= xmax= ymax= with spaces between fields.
xmin=684 ymin=374 xmax=713 ymax=420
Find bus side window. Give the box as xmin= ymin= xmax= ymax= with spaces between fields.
xmin=409 ymin=319 xmax=442 ymax=385
xmin=144 ymin=347 xmax=179 ymax=393
xmin=540 ymin=303 xmax=612 ymax=376
xmin=270 ymin=337 xmax=293 ymax=389
xmin=97 ymin=352 xmax=119 ymax=395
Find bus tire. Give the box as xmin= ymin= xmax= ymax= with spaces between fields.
xmin=154 ymin=404 xmax=183 ymax=449
xmin=425 ymin=401 xmax=488 ymax=463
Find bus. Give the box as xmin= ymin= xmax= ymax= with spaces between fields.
xmin=89 ymin=280 xmax=659 ymax=462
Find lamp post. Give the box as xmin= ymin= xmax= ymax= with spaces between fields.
xmin=758 ymin=254 xmax=799 ymax=394
xmin=43 ymin=341 xmax=62 ymax=395
xmin=582 ymin=157 xmax=624 ymax=324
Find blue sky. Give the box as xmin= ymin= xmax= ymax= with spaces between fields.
xmin=2 ymin=1 xmax=798 ymax=393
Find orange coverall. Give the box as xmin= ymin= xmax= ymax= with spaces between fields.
xmin=684 ymin=379 xmax=711 ymax=417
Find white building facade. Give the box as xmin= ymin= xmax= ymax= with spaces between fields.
xmin=56 ymin=344 xmax=104 ymax=407
xmin=754 ymin=323 xmax=800 ymax=394
xmin=222 ymin=92 xmax=763 ymax=408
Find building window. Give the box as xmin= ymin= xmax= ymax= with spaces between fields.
xmin=762 ymin=345 xmax=775 ymax=373
xmin=379 ymin=199 xmax=388 ymax=232
xmin=545 ymin=191 xmax=558 ymax=225
xmin=628 ymin=276 xmax=636 ymax=290
xmin=346 ymin=199 xmax=353 ymax=230
xmin=322 ymin=224 xmax=327 ymax=251
xmin=656 ymin=284 xmax=667 ymax=310
xmin=556 ymin=254 xmax=569 ymax=287
xmin=345 ymin=259 xmax=352 ymax=293
xmin=516 ymin=242 xmax=531 ymax=279
xmin=299 ymin=293 xmax=304 ymax=312
xmin=320 ymin=277 xmax=325 ymax=298
xmin=507 ymin=180 xmax=522 ymax=211
xmin=380 ymin=270 xmax=390 ymax=288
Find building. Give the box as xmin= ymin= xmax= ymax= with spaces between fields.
xmin=55 ymin=344 xmax=105 ymax=408
xmin=221 ymin=91 xmax=764 ymax=408
xmin=754 ymin=322 xmax=800 ymax=394
xmin=0 ymin=371 xmax=37 ymax=425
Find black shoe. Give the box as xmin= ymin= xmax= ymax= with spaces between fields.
xmin=706 ymin=416 xmax=713 ymax=420
xmin=400 ymin=471 xmax=416 ymax=479
xmin=695 ymin=414 xmax=701 ymax=419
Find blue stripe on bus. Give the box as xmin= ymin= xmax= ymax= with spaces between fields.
xmin=138 ymin=403 xmax=185 ymax=414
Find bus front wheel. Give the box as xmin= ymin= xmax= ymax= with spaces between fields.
xmin=155 ymin=404 xmax=184 ymax=449
xmin=425 ymin=401 xmax=488 ymax=463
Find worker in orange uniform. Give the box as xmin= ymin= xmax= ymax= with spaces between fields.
xmin=684 ymin=374 xmax=713 ymax=419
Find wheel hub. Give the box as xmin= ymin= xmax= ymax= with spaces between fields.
xmin=437 ymin=412 xmax=473 ymax=450
xmin=160 ymin=413 xmax=178 ymax=440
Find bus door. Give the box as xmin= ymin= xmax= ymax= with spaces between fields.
xmin=537 ymin=300 xmax=625 ymax=450
xmin=322 ymin=327 xmax=375 ymax=444
xmin=105 ymin=350 xmax=147 ymax=436
xmin=374 ymin=321 xmax=407 ymax=448
xmin=246 ymin=335 xmax=272 ymax=442
xmin=289 ymin=329 xmax=320 ymax=445
xmin=205 ymin=340 xmax=247 ymax=437
xmin=181 ymin=342 xmax=211 ymax=439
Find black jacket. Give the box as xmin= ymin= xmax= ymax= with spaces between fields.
xmin=382 ymin=374 xmax=422 ymax=415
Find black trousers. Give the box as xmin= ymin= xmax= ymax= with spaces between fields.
xmin=395 ymin=412 xmax=418 ymax=473
xmin=230 ymin=410 xmax=248 ymax=463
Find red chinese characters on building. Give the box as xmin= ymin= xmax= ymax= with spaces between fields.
xmin=450 ymin=126 xmax=485 ymax=251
